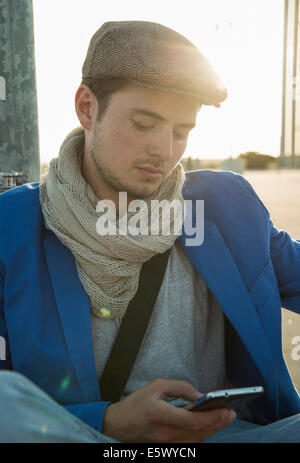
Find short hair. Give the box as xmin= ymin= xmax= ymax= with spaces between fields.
xmin=80 ymin=77 xmax=130 ymax=121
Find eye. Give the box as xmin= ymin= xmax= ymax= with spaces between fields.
xmin=132 ymin=120 xmax=154 ymax=130
xmin=173 ymin=131 xmax=188 ymax=141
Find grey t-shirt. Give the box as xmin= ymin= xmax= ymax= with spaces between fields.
xmin=91 ymin=241 xmax=227 ymax=406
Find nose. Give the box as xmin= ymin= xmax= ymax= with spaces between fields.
xmin=147 ymin=129 xmax=173 ymax=161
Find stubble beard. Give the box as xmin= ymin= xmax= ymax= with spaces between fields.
xmin=90 ymin=136 xmax=162 ymax=202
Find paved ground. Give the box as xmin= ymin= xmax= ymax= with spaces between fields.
xmin=242 ymin=169 xmax=300 ymax=392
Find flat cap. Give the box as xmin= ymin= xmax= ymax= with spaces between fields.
xmin=82 ymin=21 xmax=227 ymax=107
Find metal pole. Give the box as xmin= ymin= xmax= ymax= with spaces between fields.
xmin=291 ymin=0 xmax=299 ymax=167
xmin=280 ymin=0 xmax=289 ymax=166
xmin=0 ymin=0 xmax=40 ymax=182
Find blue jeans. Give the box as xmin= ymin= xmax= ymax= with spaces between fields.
xmin=1 ymin=370 xmax=300 ymax=443
xmin=0 ymin=370 xmax=118 ymax=443
xmin=204 ymin=414 xmax=300 ymax=443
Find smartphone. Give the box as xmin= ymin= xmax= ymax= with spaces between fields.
xmin=184 ymin=386 xmax=265 ymax=412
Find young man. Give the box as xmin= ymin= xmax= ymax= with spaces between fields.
xmin=0 ymin=20 xmax=300 ymax=443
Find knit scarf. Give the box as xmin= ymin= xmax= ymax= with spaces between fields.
xmin=39 ymin=127 xmax=186 ymax=320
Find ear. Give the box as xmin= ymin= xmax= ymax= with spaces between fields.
xmin=74 ymin=85 xmax=98 ymax=130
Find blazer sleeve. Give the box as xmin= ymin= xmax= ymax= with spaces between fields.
xmin=239 ymin=175 xmax=300 ymax=313
xmin=63 ymin=401 xmax=111 ymax=431
xmin=269 ymin=220 xmax=300 ymax=313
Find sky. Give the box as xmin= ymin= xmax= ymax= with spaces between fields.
xmin=32 ymin=0 xmax=285 ymax=164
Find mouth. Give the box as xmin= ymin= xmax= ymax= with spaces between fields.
xmin=135 ymin=166 xmax=164 ymax=179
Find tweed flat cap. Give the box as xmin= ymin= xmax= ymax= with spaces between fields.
xmin=82 ymin=21 xmax=227 ymax=107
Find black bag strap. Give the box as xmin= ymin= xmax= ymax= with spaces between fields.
xmin=99 ymin=247 xmax=172 ymax=403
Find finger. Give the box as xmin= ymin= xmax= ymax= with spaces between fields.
xmin=150 ymin=397 xmax=234 ymax=431
xmin=148 ymin=408 xmax=236 ymax=443
xmin=150 ymin=378 xmax=203 ymax=402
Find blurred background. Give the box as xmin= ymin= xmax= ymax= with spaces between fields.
xmin=0 ymin=0 xmax=299 ymax=391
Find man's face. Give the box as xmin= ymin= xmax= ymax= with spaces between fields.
xmin=84 ymin=83 xmax=199 ymax=203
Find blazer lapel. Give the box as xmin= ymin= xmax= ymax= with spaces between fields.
xmin=43 ymin=229 xmax=101 ymax=402
xmin=178 ymin=220 xmax=278 ymax=411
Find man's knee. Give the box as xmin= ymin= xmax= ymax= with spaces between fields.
xmin=0 ymin=369 xmax=32 ymax=385
xmin=0 ymin=370 xmax=37 ymax=402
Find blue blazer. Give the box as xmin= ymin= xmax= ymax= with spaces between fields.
xmin=0 ymin=170 xmax=300 ymax=432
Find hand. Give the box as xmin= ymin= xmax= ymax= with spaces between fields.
xmin=102 ymin=378 xmax=236 ymax=443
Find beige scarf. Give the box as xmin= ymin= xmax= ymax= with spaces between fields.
xmin=39 ymin=127 xmax=186 ymax=320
